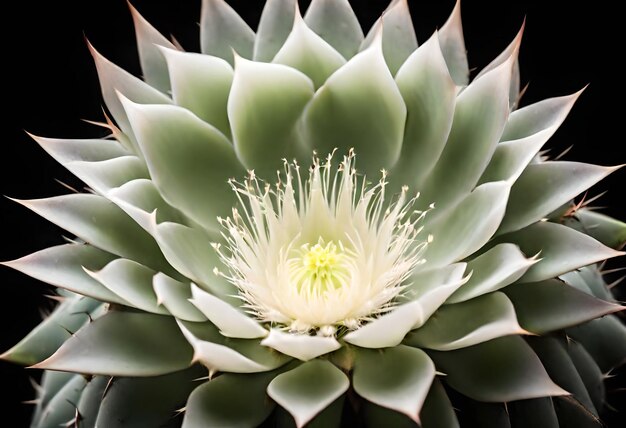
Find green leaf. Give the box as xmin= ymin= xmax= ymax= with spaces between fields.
xmin=161 ymin=48 xmax=234 ymax=138
xmin=447 ymin=243 xmax=536 ymax=303
xmin=32 ymin=311 xmax=193 ymax=376
xmin=438 ymin=0 xmax=468 ymax=86
xmin=122 ymin=100 xmax=244 ymax=231
xmin=190 ymin=284 xmax=267 ymax=339
xmin=1 ymin=294 xmax=100 ymax=365
xmin=95 ymin=366 xmax=205 ymax=428
xmin=32 ymin=370 xmax=76 ymax=425
xmin=499 ymin=162 xmax=619 ymax=234
xmin=86 ymin=258 xmax=168 ymax=314
xmin=228 ymin=56 xmax=314 ymax=175
xmin=31 ymin=134 xmax=129 ymax=164
xmin=254 ymin=0 xmax=297 ymax=62
xmin=497 ymin=221 xmax=623 ymax=283
xmin=507 ymin=398 xmax=559 ymax=428
xmin=261 ymin=329 xmax=341 ymax=361
xmin=527 ymin=336 xmax=597 ymax=416
xmin=406 ymin=292 xmax=525 ymax=350
xmin=14 ymin=193 xmax=171 ymax=273
xmin=566 ymin=315 xmax=626 ymax=372
xmin=33 ymin=375 xmax=87 ymax=428
xmin=267 ymin=360 xmax=349 ymax=428
xmin=428 ymin=336 xmax=568 ymax=402
xmin=420 ymin=379 xmax=459 ymax=428
xmin=302 ymin=33 xmax=407 ymax=177
xmin=553 ymin=396 xmax=603 ymax=428
xmin=361 ymin=0 xmax=418 ymax=75
xmin=64 ymin=155 xmax=149 ymax=194
xmin=392 ymin=32 xmax=456 ymax=192
xmin=76 ymin=376 xmax=108 ymax=428
xmin=153 ymin=273 xmax=207 ymax=322
xmin=304 ymin=0 xmax=363 ymax=59
xmin=566 ymin=341 xmax=605 ymax=412
xmin=418 ymin=55 xmax=512 ymax=213
xmin=353 ymin=346 xmax=435 ymax=422
xmin=183 ymin=371 xmax=277 ymax=428
xmin=200 ymin=0 xmax=255 ymax=63
xmin=1 ymin=243 xmax=122 ymax=304
xmin=423 ymin=182 xmax=510 ymax=267
xmin=564 ymin=208 xmax=626 ymax=250
xmin=129 ymin=2 xmax=177 ymax=93
xmin=273 ymin=12 xmax=346 ymax=89
xmin=504 ymin=279 xmax=623 ymax=334
xmin=560 ymin=265 xmax=613 ymax=301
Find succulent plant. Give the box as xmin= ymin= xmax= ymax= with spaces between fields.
xmin=2 ymin=0 xmax=625 ymax=427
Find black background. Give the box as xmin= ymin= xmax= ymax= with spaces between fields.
xmin=1 ymin=0 xmax=624 ymax=426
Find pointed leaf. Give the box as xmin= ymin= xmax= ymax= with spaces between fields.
xmin=428 ymin=336 xmax=568 ymax=402
xmin=504 ymin=279 xmax=623 ymax=334
xmin=423 ymin=182 xmax=511 ymax=267
xmin=122 ymin=100 xmax=244 ymax=230
xmin=438 ymin=1 xmax=468 ymax=86
xmin=200 ymin=0 xmax=255 ymax=63
xmin=15 ymin=193 xmax=171 ymax=273
xmin=553 ymin=396 xmax=603 ymax=428
xmin=273 ymin=12 xmax=346 ymax=88
xmin=406 ymin=292 xmax=525 ymax=351
xmin=32 ymin=311 xmax=193 ymax=376
xmin=261 ymin=329 xmax=341 ymax=361
xmin=567 ymin=341 xmax=605 ymax=412
xmin=86 ymin=258 xmax=168 ymax=314
xmin=499 ymin=162 xmax=619 ymax=234
xmin=419 ymin=379 xmax=459 ymax=428
xmin=64 ymin=155 xmax=149 ymax=194
xmin=561 ymin=264 xmax=613 ymax=301
xmin=34 ymin=375 xmax=87 ymax=428
xmin=1 ymin=243 xmax=122 ymax=304
xmin=190 ymin=284 xmax=266 ymax=339
xmin=303 ymin=34 xmax=406 ymax=176
xmin=362 ymin=0 xmax=418 ymax=75
xmin=161 ymin=48 xmax=233 ymax=138
xmin=418 ymin=57 xmax=512 ymax=212
xmin=564 ymin=208 xmax=626 ymax=250
xmin=304 ymin=0 xmax=363 ymax=59
xmin=183 ymin=371 xmax=277 ymax=428
xmin=267 ymin=360 xmax=349 ymax=428
xmin=392 ymin=33 xmax=456 ymax=192
xmin=0 ymin=294 xmax=100 ymax=365
xmin=353 ymin=345 xmax=434 ymax=422
xmin=447 ymin=243 xmax=536 ymax=303
xmin=497 ymin=221 xmax=623 ymax=283
xmin=95 ymin=366 xmax=205 ymax=428
xmin=507 ymin=398 xmax=559 ymax=428
xmin=228 ymin=57 xmax=314 ymax=175
xmin=254 ymin=0 xmax=297 ymax=62
xmin=31 ymin=135 xmax=129 ymax=164
xmin=76 ymin=376 xmax=108 ymax=428
xmin=153 ymin=274 xmax=207 ymax=322
xmin=129 ymin=2 xmax=177 ymax=92
xmin=566 ymin=315 xmax=626 ymax=371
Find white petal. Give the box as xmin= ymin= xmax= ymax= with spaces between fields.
xmin=261 ymin=329 xmax=341 ymax=361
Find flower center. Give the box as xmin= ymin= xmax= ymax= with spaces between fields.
xmin=215 ymin=151 xmax=430 ymax=334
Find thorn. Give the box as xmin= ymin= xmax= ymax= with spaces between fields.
xmin=601 ymin=267 xmax=626 ymax=275
xmin=608 ymin=275 xmax=626 ymax=290
xmin=102 ymin=376 xmax=115 ymax=400
xmin=54 ymin=179 xmax=81 ymax=194
xmin=554 ymin=144 xmax=573 ymax=160
xmin=44 ymin=294 xmax=67 ymax=303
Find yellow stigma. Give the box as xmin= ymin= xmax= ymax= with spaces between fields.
xmin=293 ymin=240 xmax=350 ymax=293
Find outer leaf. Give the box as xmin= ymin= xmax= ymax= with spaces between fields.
xmin=31 ymin=371 xmax=75 ymax=427
xmin=567 ymin=341 xmax=605 ymax=412
xmin=564 ymin=208 xmax=626 ymax=250
xmin=304 ymin=0 xmax=363 ymax=59
xmin=190 ymin=284 xmax=267 ymax=339
xmin=438 ymin=0 xmax=468 ymax=86
xmin=497 ymin=221 xmax=623 ymax=283
xmin=499 ymin=162 xmax=619 ymax=234
xmin=553 ymin=396 xmax=603 ymax=428
xmin=200 ymin=0 xmax=255 ymax=63
xmin=353 ymin=345 xmax=435 ymax=422
xmin=507 ymin=398 xmax=559 ymax=428
xmin=64 ymin=155 xmax=149 ymax=194
xmin=361 ymin=0 xmax=418 ymax=75
xmin=30 ymin=135 xmax=128 ymax=164
xmin=566 ymin=315 xmax=626 ymax=371
xmin=267 ymin=360 xmax=349 ymax=428
xmin=153 ymin=273 xmax=207 ymax=322
xmin=129 ymin=2 xmax=177 ymax=92
xmin=302 ymin=33 xmax=407 ymax=176
xmin=33 ymin=375 xmax=87 ymax=428
xmin=447 ymin=243 xmax=536 ymax=303
xmin=405 ymin=292 xmax=525 ymax=351
xmin=418 ymin=56 xmax=512 ymax=212
xmin=228 ymin=56 xmax=314 ymax=175
xmin=504 ymin=279 xmax=623 ymax=334
xmin=428 ymin=336 xmax=568 ymax=402
xmin=95 ymin=366 xmax=205 ymax=428
xmin=31 ymin=311 xmax=193 ymax=376
xmin=76 ymin=376 xmax=108 ymax=428
xmin=183 ymin=371 xmax=277 ymax=428
xmin=392 ymin=33 xmax=456 ymax=192
xmin=1 ymin=243 xmax=121 ymax=304
xmin=561 ymin=265 xmax=613 ymax=301
xmin=254 ymin=0 xmax=297 ymax=62
xmin=419 ymin=379 xmax=459 ymax=428
xmin=0 ymin=294 xmax=100 ymax=365
xmin=260 ymin=328 xmax=341 ymax=361
xmin=122 ymin=100 xmax=244 ymax=231
xmin=161 ymin=48 xmax=234 ymax=138
xmin=273 ymin=12 xmax=346 ymax=88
